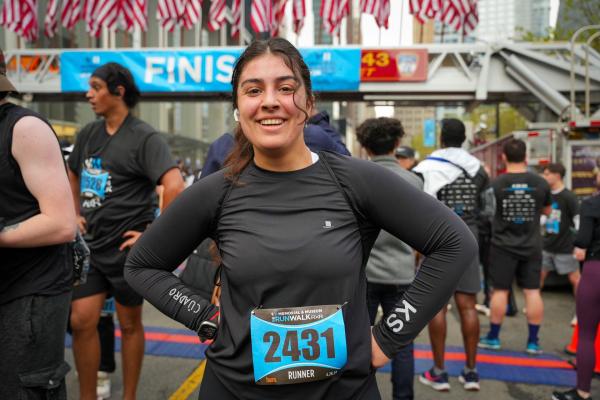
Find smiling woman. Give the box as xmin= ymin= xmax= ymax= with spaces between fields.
xmin=124 ymin=37 xmax=478 ymax=400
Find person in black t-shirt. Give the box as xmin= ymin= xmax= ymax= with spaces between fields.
xmin=479 ymin=139 xmax=551 ymax=355
xmin=67 ymin=63 xmax=184 ymax=400
xmin=0 ymin=48 xmax=76 ymax=399
xmin=540 ymin=163 xmax=580 ymax=298
xmin=124 ymin=38 xmax=477 ymax=400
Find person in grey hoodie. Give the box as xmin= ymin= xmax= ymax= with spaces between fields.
xmin=356 ymin=117 xmax=423 ymax=400
xmin=413 ymin=118 xmax=489 ymax=392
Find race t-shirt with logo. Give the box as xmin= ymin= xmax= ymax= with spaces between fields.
xmin=491 ymin=172 xmax=551 ymax=258
xmin=125 ymin=152 xmax=477 ymax=400
xmin=68 ymin=114 xmax=176 ymax=252
xmin=543 ymin=188 xmax=579 ymax=254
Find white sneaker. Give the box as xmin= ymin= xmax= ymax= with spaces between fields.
xmin=475 ymin=304 xmax=490 ymax=317
xmin=571 ymin=315 xmax=577 ymax=327
xmin=97 ymin=371 xmax=111 ymax=399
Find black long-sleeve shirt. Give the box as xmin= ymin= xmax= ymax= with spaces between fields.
xmin=574 ymin=194 xmax=600 ymax=261
xmin=125 ymin=152 xmax=477 ymax=400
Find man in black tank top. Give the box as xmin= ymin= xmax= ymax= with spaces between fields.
xmin=67 ymin=63 xmax=184 ymax=400
xmin=0 ymin=48 xmax=77 ymax=399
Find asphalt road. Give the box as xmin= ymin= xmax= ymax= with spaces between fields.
xmin=64 ymin=286 xmax=600 ymax=400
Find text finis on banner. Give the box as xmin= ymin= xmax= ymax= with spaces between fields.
xmin=60 ymin=48 xmax=361 ymax=93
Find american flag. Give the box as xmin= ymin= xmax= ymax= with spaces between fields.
xmin=462 ymin=0 xmax=478 ymax=35
xmin=409 ymin=0 xmax=442 ymax=24
xmin=180 ymin=0 xmax=201 ymax=30
xmin=157 ymin=0 xmax=201 ymax=32
xmin=0 ymin=0 xmax=38 ymax=42
xmin=207 ymin=0 xmax=227 ymax=31
xmin=61 ymin=0 xmax=82 ymax=30
xmin=320 ymin=0 xmax=349 ymax=36
xmin=90 ymin=0 xmax=120 ymax=37
xmin=122 ymin=0 xmax=148 ymax=32
xmin=271 ymin=0 xmax=287 ymax=36
xmin=83 ymin=0 xmax=101 ymax=36
xmin=291 ymin=0 xmax=305 ymax=35
xmin=359 ymin=0 xmax=390 ymax=29
xmin=230 ymin=0 xmax=242 ymax=38
xmin=45 ymin=0 xmax=60 ymax=37
xmin=250 ymin=0 xmax=272 ymax=33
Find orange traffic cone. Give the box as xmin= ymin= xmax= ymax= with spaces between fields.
xmin=564 ymin=323 xmax=600 ymax=373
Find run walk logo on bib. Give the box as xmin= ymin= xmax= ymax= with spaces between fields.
xmin=80 ymin=156 xmax=112 ymax=209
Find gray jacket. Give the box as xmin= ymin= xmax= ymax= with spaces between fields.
xmin=366 ymin=156 xmax=423 ymax=285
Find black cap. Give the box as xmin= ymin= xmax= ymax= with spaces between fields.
xmin=395 ymin=146 xmax=416 ymax=159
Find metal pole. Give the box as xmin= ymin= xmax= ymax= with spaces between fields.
xmin=585 ymin=31 xmax=600 ymax=118
xmin=569 ymin=25 xmax=600 ymax=122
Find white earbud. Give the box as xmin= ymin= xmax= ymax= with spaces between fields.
xmin=233 ymin=109 xmax=240 ymax=122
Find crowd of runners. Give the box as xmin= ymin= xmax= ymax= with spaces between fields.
xmin=1 ymin=38 xmax=598 ymax=400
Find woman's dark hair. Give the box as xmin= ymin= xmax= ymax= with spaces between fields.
xmin=224 ymin=38 xmax=314 ymax=182
xmin=356 ymin=117 xmax=405 ymax=156
xmin=503 ymin=138 xmax=527 ymax=163
xmin=91 ymin=62 xmax=141 ymax=109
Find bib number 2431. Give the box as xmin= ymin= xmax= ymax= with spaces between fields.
xmin=250 ymin=304 xmax=347 ymax=385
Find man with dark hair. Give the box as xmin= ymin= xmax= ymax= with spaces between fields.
xmin=414 ymin=118 xmax=489 ymax=391
xmin=356 ymin=117 xmax=423 ymax=400
xmin=479 ymin=138 xmax=551 ymax=355
xmin=0 ymin=48 xmax=76 ymax=399
xmin=541 ymin=163 xmax=580 ymax=301
xmin=67 ymin=62 xmax=184 ymax=399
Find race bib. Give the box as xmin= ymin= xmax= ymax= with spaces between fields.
xmin=250 ymin=304 xmax=347 ymax=385
xmin=80 ymin=168 xmax=109 ymax=200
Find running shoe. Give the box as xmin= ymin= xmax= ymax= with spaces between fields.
xmin=475 ymin=304 xmax=490 ymax=317
xmin=552 ymin=388 xmax=592 ymax=400
xmin=571 ymin=315 xmax=577 ymax=327
xmin=97 ymin=371 xmax=111 ymax=399
xmin=418 ymin=368 xmax=450 ymax=391
xmin=526 ymin=342 xmax=543 ymax=355
xmin=458 ymin=370 xmax=480 ymax=391
xmin=478 ymin=337 xmax=501 ymax=350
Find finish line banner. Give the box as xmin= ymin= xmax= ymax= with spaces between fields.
xmin=60 ymin=48 xmax=361 ymax=93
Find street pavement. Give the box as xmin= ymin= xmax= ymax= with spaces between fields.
xmin=65 ymin=286 xmax=600 ymax=399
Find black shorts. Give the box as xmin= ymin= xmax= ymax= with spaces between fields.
xmin=72 ymin=247 xmax=143 ymax=307
xmin=488 ymin=245 xmax=542 ymax=290
xmin=0 ymin=292 xmax=71 ymax=399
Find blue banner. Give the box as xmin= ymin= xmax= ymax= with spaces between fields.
xmin=60 ymin=48 xmax=360 ymax=93
xmin=423 ymin=118 xmax=436 ymax=148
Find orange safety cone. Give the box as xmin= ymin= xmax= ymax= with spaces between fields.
xmin=565 ymin=323 xmax=600 ymax=374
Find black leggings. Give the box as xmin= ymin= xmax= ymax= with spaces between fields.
xmin=576 ymin=260 xmax=600 ymax=392
xmin=198 ymin=362 xmax=382 ymax=400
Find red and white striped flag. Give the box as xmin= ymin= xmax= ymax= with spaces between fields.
xmin=83 ymin=0 xmax=101 ymax=36
xmin=462 ymin=0 xmax=478 ymax=35
xmin=409 ymin=0 xmax=442 ymax=24
xmin=230 ymin=0 xmax=242 ymax=37
xmin=271 ymin=0 xmax=287 ymax=36
xmin=250 ymin=0 xmax=271 ymax=33
xmin=207 ymin=0 xmax=227 ymax=31
xmin=61 ymin=0 xmax=82 ymax=30
xmin=92 ymin=0 xmax=120 ymax=36
xmin=320 ymin=0 xmax=349 ymax=36
xmin=291 ymin=0 xmax=305 ymax=34
xmin=180 ymin=0 xmax=201 ymax=30
xmin=123 ymin=0 xmax=148 ymax=32
xmin=45 ymin=0 xmax=60 ymax=37
xmin=0 ymin=0 xmax=38 ymax=42
xmin=359 ymin=0 xmax=390 ymax=29
xmin=157 ymin=0 xmax=181 ymax=32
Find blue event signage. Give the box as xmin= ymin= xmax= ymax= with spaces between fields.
xmin=423 ymin=118 xmax=436 ymax=148
xmin=60 ymin=48 xmax=360 ymax=93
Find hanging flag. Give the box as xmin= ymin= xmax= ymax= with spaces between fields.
xmin=157 ymin=0 xmax=181 ymax=32
xmin=62 ymin=0 xmax=82 ymax=30
xmin=230 ymin=0 xmax=242 ymax=38
xmin=180 ymin=0 xmax=202 ymax=30
xmin=123 ymin=0 xmax=148 ymax=32
xmin=462 ymin=0 xmax=478 ymax=35
xmin=83 ymin=0 xmax=102 ymax=36
xmin=409 ymin=0 xmax=442 ymax=24
xmin=320 ymin=0 xmax=349 ymax=37
xmin=0 ymin=0 xmax=38 ymax=42
xmin=250 ymin=0 xmax=272 ymax=33
xmin=359 ymin=0 xmax=390 ymax=29
xmin=291 ymin=0 xmax=305 ymax=35
xmin=207 ymin=0 xmax=227 ymax=31
xmin=45 ymin=0 xmax=60 ymax=37
xmin=271 ymin=0 xmax=287 ymax=36
xmin=90 ymin=0 xmax=119 ymax=37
